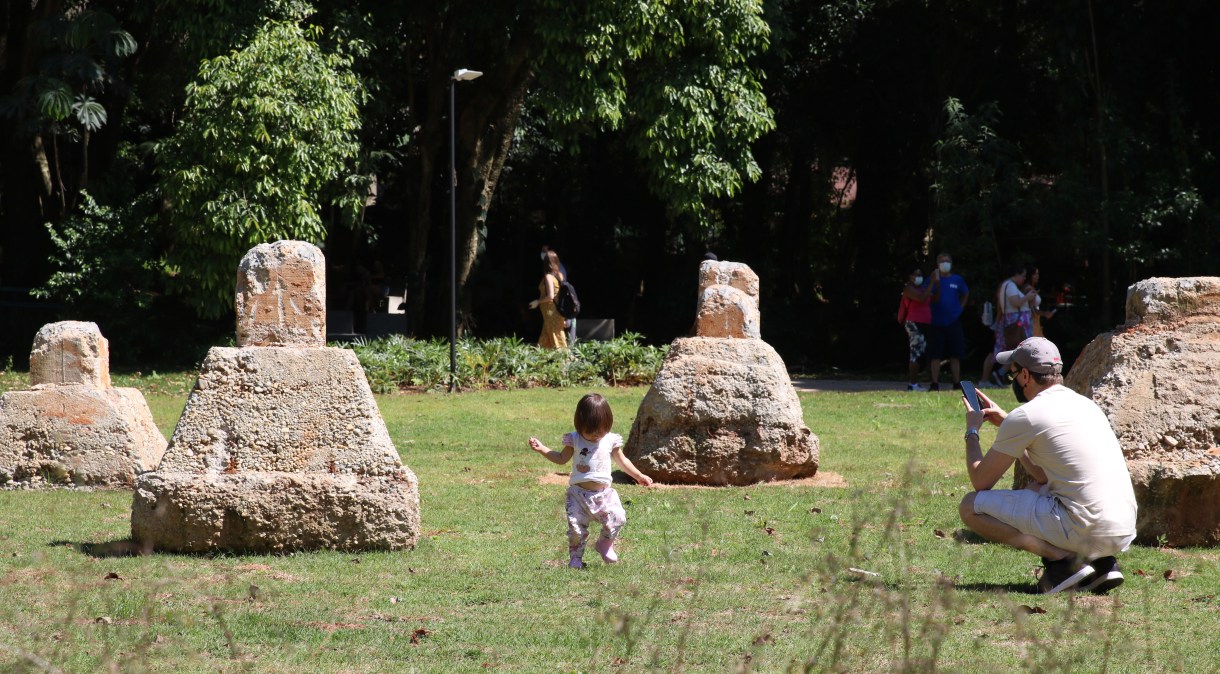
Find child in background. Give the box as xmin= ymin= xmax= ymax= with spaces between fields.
xmin=528 ymin=393 xmax=654 ymax=568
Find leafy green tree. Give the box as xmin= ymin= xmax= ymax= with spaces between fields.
xmin=332 ymin=0 xmax=775 ymax=334
xmin=534 ymin=0 xmax=774 ymax=221
xmin=155 ymin=19 xmax=366 ymax=317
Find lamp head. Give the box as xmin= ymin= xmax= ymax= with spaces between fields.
xmin=453 ymin=69 xmax=483 ymax=81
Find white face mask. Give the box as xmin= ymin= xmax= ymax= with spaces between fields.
xmin=913 ymin=275 xmax=924 ymax=286
xmin=938 ymin=262 xmax=952 ymax=274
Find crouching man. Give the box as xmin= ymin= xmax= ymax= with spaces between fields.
xmin=959 ymin=337 xmax=1137 ymax=594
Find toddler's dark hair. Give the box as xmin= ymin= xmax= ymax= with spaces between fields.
xmin=574 ymin=393 xmax=613 ymax=437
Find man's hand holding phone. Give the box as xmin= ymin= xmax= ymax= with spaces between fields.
xmin=962 ymin=386 xmax=1007 ymax=429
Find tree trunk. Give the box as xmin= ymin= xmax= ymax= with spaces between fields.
xmin=403 ymin=12 xmax=536 ymax=337
xmin=453 ymin=65 xmax=534 ymax=334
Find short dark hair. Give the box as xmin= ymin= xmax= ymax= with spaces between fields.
xmin=574 ymin=393 xmax=613 ymax=437
xmin=1013 ymin=364 xmax=1063 ymax=387
xmin=1031 ymin=370 xmax=1063 ymax=386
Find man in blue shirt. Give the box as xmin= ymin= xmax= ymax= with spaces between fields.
xmin=927 ymin=252 xmax=969 ymax=390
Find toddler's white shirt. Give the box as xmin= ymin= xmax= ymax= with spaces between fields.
xmin=563 ymin=431 xmax=622 ymax=486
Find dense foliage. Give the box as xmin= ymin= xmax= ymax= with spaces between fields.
xmin=3 ymin=0 xmax=1219 ymax=371
xmin=156 ymin=20 xmax=366 ymax=317
xmin=347 ymin=333 xmax=667 ymax=393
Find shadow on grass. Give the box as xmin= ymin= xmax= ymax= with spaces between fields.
xmin=49 ymin=539 xmax=152 ymax=558
xmin=953 ymin=581 xmax=1039 ymax=594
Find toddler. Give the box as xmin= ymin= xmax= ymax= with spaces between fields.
xmin=529 ymin=393 xmax=654 ymax=568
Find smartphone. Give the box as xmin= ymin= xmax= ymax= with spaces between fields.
xmin=960 ymin=380 xmax=982 ymax=412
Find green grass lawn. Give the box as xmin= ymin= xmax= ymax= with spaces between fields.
xmin=1 ymin=373 xmax=1218 ymax=672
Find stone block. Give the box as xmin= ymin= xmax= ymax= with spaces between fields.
xmin=132 ymin=472 xmax=419 ymax=553
xmin=1 ymin=372 xmax=164 ymax=487
xmin=134 ymin=240 xmax=420 ymax=554
xmin=2 ymin=321 xmax=163 ymax=487
xmin=697 ymin=260 xmax=759 ymax=305
xmin=694 ymin=285 xmax=760 ymax=339
xmin=132 ymin=345 xmax=420 ymax=552
xmin=1064 ymin=276 xmax=1220 ymax=546
xmin=626 ymin=337 xmax=819 ymax=486
xmin=29 ymin=321 xmax=110 ymax=388
xmin=235 ymin=240 xmax=326 ymax=347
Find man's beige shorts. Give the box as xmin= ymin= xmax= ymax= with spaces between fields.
xmin=973 ymin=488 xmax=1133 ymax=560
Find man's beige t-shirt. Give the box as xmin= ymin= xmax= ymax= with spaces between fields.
xmin=990 ymin=385 xmax=1137 ymax=538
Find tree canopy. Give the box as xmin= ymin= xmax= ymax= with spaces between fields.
xmin=156 ymin=19 xmax=366 ymax=316
xmin=2 ymin=0 xmax=1219 ymax=369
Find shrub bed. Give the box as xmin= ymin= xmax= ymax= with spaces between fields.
xmin=343 ymin=332 xmax=667 ymax=393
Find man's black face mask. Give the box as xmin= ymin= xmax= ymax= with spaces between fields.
xmin=1011 ymin=368 xmax=1029 ymax=403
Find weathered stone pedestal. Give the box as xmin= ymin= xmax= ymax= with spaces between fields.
xmin=0 ymin=322 xmax=165 ymax=486
xmin=626 ymin=261 xmax=819 ymax=485
xmin=131 ymin=241 xmax=420 ymax=552
xmin=1065 ymin=277 xmax=1220 ymax=546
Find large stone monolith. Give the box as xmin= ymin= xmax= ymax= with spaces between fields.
xmin=0 ymin=321 xmax=165 ymax=486
xmin=1064 ymin=277 xmax=1220 ymax=546
xmin=131 ymin=241 xmax=420 ymax=552
xmin=626 ymin=261 xmax=819 ymax=485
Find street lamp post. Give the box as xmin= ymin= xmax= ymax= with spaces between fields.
xmin=449 ymin=68 xmax=482 ymax=393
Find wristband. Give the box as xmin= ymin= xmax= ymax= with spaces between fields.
xmin=964 ymin=428 xmax=980 ymax=441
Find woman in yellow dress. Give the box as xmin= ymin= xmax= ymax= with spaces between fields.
xmin=529 ymin=250 xmax=568 ymax=349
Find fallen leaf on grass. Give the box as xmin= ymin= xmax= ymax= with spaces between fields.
xmin=847 ymin=567 xmax=880 ymax=578
xmin=744 ymin=510 xmax=756 ymax=516
xmin=410 ymin=628 xmax=432 ymax=644
xmin=104 ymin=572 xmax=120 ymax=580
xmin=95 ymin=616 xmax=113 ymax=625
xmin=390 ymin=597 xmax=400 ymax=604
xmin=612 ymin=657 xmax=627 ymax=666
xmin=744 ymin=495 xmax=752 ymax=501
xmin=810 ymin=507 xmax=822 ymax=514
xmin=1190 ymin=595 xmax=1216 ymax=603
xmin=1134 ymin=569 xmax=1148 ymax=577
xmin=1163 ymin=569 xmax=1176 ymax=581
xmin=934 ymin=529 xmax=946 ymax=538
xmin=764 ymin=526 xmax=776 ymax=536
xmin=1017 ymin=605 xmax=1047 ymax=615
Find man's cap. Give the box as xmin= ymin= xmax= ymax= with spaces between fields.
xmin=996 ymin=337 xmax=1063 ymax=374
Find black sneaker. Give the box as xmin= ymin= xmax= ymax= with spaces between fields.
xmin=952 ymin=381 xmax=963 ymax=391
xmin=1081 ymin=556 xmax=1124 ymax=595
xmin=929 ymin=382 xmax=940 ymax=391
xmin=1038 ymin=556 xmax=1095 ymax=595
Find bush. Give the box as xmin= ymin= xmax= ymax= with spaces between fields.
xmin=343 ymin=332 xmax=668 ymax=393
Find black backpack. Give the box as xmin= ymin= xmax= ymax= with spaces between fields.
xmin=555 ymin=279 xmax=581 ymax=319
